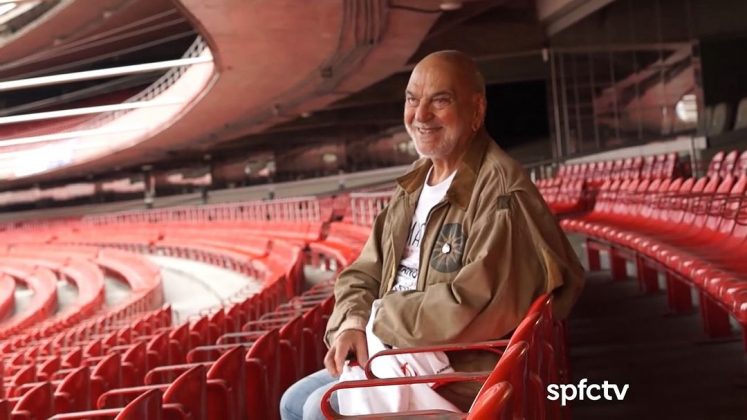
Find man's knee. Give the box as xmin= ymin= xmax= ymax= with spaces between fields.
xmin=280 ymin=370 xmax=336 ymax=420
xmin=302 ymin=382 xmax=336 ymax=420
xmin=280 ymin=378 xmax=310 ymax=420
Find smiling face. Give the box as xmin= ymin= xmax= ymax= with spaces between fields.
xmin=404 ymin=52 xmax=485 ymax=161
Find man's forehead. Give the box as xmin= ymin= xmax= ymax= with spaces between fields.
xmin=406 ymin=65 xmax=461 ymax=95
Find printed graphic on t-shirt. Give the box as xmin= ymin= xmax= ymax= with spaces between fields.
xmin=393 ymin=220 xmax=424 ymax=291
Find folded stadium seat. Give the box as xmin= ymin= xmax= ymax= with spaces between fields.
xmin=570 ymin=164 xmax=582 ymax=181
xmin=580 ymin=162 xmax=591 ymax=181
xmin=587 ymin=162 xmax=599 ymax=185
xmin=8 ymin=381 xmax=53 ymax=419
xmin=707 ymin=102 xmax=734 ymax=137
xmin=542 ymin=178 xmax=561 ymax=205
xmin=719 ymin=150 xmax=739 ymax=179
xmin=640 ymin=155 xmax=656 ymax=180
xmin=98 ymin=364 xmax=207 ymax=415
xmin=660 ymin=153 xmax=679 ymax=179
xmin=632 ymin=177 xmax=709 ymax=256
xmin=734 ymin=150 xmax=747 ymax=177
xmin=613 ymin=159 xmax=627 ymax=180
xmin=560 ymin=179 xmax=623 ymax=246
xmin=599 ymin=178 xmax=655 ymax=242
xmin=651 ymin=154 xmax=666 ymax=180
xmin=612 ymin=178 xmax=675 ymax=249
xmin=630 ymin=156 xmax=644 ymax=179
xmin=182 ymin=328 xmax=279 ymax=420
xmin=656 ymin=176 xmax=737 ymax=276
xmin=52 ymin=366 xmax=92 ymax=413
xmin=49 ymin=388 xmax=163 ymax=420
xmin=144 ymin=346 xmax=247 ymax=420
xmin=600 ymin=160 xmax=614 ymax=182
xmin=707 ymin=150 xmax=726 ymax=179
xmin=683 ymin=178 xmax=747 ymax=280
xmin=549 ymin=179 xmax=586 ymax=215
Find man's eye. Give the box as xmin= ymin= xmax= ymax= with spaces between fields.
xmin=434 ymin=97 xmax=451 ymax=106
xmin=406 ymin=97 xmax=418 ymax=106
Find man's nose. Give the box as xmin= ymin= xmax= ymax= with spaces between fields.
xmin=415 ymin=101 xmax=433 ymax=122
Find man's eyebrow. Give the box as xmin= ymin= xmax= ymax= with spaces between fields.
xmin=432 ymin=91 xmax=454 ymax=98
xmin=405 ymin=90 xmax=416 ymax=97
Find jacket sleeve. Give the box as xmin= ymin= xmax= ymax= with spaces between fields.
xmin=372 ymin=190 xmax=583 ymax=348
xmin=323 ymin=206 xmax=388 ymax=347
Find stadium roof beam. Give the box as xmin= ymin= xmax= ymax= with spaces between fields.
xmin=0 ymin=98 xmax=186 ymax=125
xmin=0 ymin=126 xmax=148 ymax=148
xmin=0 ymin=56 xmax=212 ymax=92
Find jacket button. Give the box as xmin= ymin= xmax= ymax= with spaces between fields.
xmin=442 ymin=243 xmax=451 ymax=254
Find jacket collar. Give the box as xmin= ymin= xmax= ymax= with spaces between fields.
xmin=396 ymin=130 xmax=490 ymax=210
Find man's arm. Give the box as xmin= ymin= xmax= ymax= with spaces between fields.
xmin=324 ymin=205 xmax=388 ymax=348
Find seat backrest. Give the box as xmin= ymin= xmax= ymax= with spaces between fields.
xmin=207 ymin=346 xmax=246 ymax=420
xmin=473 ymin=342 xmax=529 ymax=419
xmin=115 ymin=388 xmax=163 ymax=420
xmin=467 ymin=381 xmax=513 ymax=420
xmin=720 ymin=150 xmax=739 ymax=179
xmin=55 ymin=365 xmax=91 ymax=413
xmin=91 ymin=352 xmax=122 ymax=404
xmin=719 ymin=175 xmax=747 ymax=234
xmin=245 ymin=329 xmax=280 ymax=420
xmin=146 ymin=330 xmax=171 ymax=367
xmin=641 ymin=156 xmax=656 ymax=179
xmin=12 ymin=381 xmax=53 ymax=419
xmin=734 ymin=150 xmax=747 ymax=177
xmin=661 ymin=153 xmax=678 ymax=179
xmin=639 ymin=179 xmax=660 ymax=218
xmin=686 ymin=176 xmax=720 ymax=225
xmin=190 ymin=316 xmax=209 ymax=348
xmin=706 ymin=175 xmax=735 ymax=231
xmin=122 ymin=341 xmax=147 ymax=387
xmin=647 ymin=178 xmax=672 ymax=219
xmin=0 ymin=399 xmax=8 ymax=419
xmin=163 ymin=365 xmax=207 ymax=420
xmin=614 ymin=159 xmax=627 ymax=180
xmin=63 ymin=347 xmax=83 ymax=368
xmin=666 ymin=177 xmax=697 ymax=223
xmin=707 ymin=150 xmax=725 ymax=179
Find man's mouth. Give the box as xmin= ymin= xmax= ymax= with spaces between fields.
xmin=416 ymin=127 xmax=441 ymax=135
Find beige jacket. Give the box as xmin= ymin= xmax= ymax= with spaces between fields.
xmin=325 ymin=131 xmax=584 ymax=363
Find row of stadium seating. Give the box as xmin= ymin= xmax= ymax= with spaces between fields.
xmin=0 ymin=214 xmax=311 ymax=418
xmin=537 ymin=152 xmax=682 ymax=215
xmin=547 ymin=154 xmax=747 ymax=351
xmin=0 ymin=192 xmax=572 ymax=419
xmin=706 ymin=149 xmax=747 ymax=180
xmin=0 ymin=199 xmax=363 ymax=418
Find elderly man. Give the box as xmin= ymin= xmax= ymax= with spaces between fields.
xmin=280 ymin=50 xmax=585 ymax=419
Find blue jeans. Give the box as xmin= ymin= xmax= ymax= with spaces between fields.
xmin=280 ymin=369 xmax=339 ymax=420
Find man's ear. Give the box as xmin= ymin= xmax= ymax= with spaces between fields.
xmin=473 ymin=94 xmax=487 ymax=123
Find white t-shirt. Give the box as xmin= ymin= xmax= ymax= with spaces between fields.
xmin=391 ymin=169 xmax=456 ymax=292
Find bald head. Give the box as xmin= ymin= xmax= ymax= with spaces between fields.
xmin=414 ymin=50 xmax=486 ymax=97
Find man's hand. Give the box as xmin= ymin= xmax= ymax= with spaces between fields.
xmin=324 ymin=329 xmax=368 ymax=376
